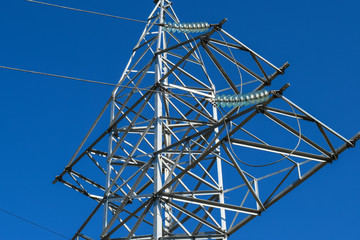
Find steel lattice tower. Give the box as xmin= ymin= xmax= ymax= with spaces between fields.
xmin=54 ymin=1 xmax=360 ymax=240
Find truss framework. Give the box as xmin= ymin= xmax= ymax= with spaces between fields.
xmin=54 ymin=1 xmax=360 ymax=240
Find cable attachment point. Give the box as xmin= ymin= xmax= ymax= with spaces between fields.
xmin=53 ymin=175 xmax=62 ymax=184
xmin=272 ymin=83 xmax=290 ymax=98
xmin=212 ymin=18 xmax=228 ymax=31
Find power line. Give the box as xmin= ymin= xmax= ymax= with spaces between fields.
xmin=26 ymin=0 xmax=151 ymax=24
xmin=0 ymin=65 xmax=118 ymax=87
xmin=0 ymin=208 xmax=70 ymax=239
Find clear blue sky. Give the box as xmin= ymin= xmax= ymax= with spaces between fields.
xmin=1 ymin=0 xmax=359 ymax=239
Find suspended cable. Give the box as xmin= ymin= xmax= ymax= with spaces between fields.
xmin=0 ymin=65 xmax=118 ymax=86
xmin=0 ymin=208 xmax=70 ymax=239
xmin=26 ymin=0 xmax=151 ymax=24
xmin=217 ymin=31 xmax=244 ymax=94
xmin=218 ymin=96 xmax=302 ymax=167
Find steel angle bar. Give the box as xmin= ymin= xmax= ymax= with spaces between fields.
xmin=59 ymin=97 xmax=112 ymax=173
xmin=162 ymin=193 xmax=259 ymax=215
xmin=281 ymin=95 xmax=353 ymax=146
xmin=115 ymin=100 xmax=149 ymax=121
xmin=71 ymin=200 xmax=104 ymax=240
xmin=56 ymin=86 xmax=156 ymax=184
xmin=162 ymin=58 xmax=212 ymax=90
xmin=162 ymin=156 xmax=219 ymax=190
xmin=103 ymin=97 xmax=155 ymax=198
xmin=169 ymin=195 xmax=219 ymax=232
xmin=115 ymin=63 xmax=154 ymax=99
xmin=196 ymin=162 xmax=220 ymax=187
xmin=208 ymin=38 xmax=247 ymax=51
xmin=69 ymin=172 xmax=86 ymax=191
xmin=163 ymin=141 xmax=189 ymax=185
xmin=238 ymin=127 xmax=297 ymax=164
xmin=78 ymin=233 xmax=94 ymax=240
xmin=227 ymin=214 xmax=257 ymax=236
xmin=157 ymin=106 xmax=263 ymax=194
xmin=158 ymin=41 xmax=203 ymax=84
xmin=253 ymin=62 xmax=290 ymax=93
xmin=70 ymin=170 xmax=106 ymax=192
xmin=220 ymin=29 xmax=281 ymax=73
xmin=262 ymin=110 xmax=332 ymax=157
xmin=161 ymin=160 xmax=192 ymax=192
xmin=193 ymin=205 xmax=218 ymax=235
xmin=110 ymin=161 xmax=154 ymax=197
xmin=262 ymin=133 xmax=360 ymax=211
xmin=112 ymin=235 xmax=152 ymax=240
xmin=87 ymin=152 xmax=107 ymax=174
xmin=156 ymin=103 xmax=257 ymax=156
xmin=263 ymin=165 xmax=296 ymax=205
xmin=167 ymin=51 xmax=202 ymax=65
xmin=124 ymin=199 xmax=154 ymax=240
xmin=103 ymin=198 xmax=154 ymax=239
xmin=169 ymin=190 xmax=222 ymax=197
xmin=114 ymin=41 xmax=158 ymax=96
xmin=161 ymin=203 xmax=192 ymax=236
xmin=316 ymin=122 xmax=337 ymax=157
xmin=59 ymin=178 xmax=90 ymax=196
xmin=164 ymin=83 xmax=213 ymax=98
xmin=133 ymin=35 xmax=158 ymax=52
xmin=107 ymin=118 xmax=155 ymax=196
xmin=229 ymin=138 xmax=330 ymax=162
xmin=109 ymin=193 xmax=153 ymax=202
xmin=206 ymin=42 xmax=266 ymax=84
xmin=161 ymin=234 xmax=225 ymax=240
xmin=157 ymin=29 xmax=215 ymax=56
xmin=121 ymin=208 xmax=153 ymax=227
xmin=101 ymin=157 xmax=155 ymax=237
xmin=158 ymin=123 xmax=227 ymax=193
xmin=202 ymin=44 xmax=241 ymax=94
xmin=164 ymin=90 xmax=215 ymax=122
xmin=163 ymin=84 xmax=213 ymax=99
xmin=222 ymin=144 xmax=265 ymax=211
xmin=250 ymin=52 xmax=270 ymax=81
xmin=264 ymin=106 xmax=312 ymax=121
xmin=114 ymin=60 xmax=155 ymax=115
xmin=163 ymin=198 xmax=226 ymax=234
xmin=165 ymin=31 xmax=202 ymax=63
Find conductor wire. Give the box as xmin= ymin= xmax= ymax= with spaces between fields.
xmin=0 ymin=208 xmax=70 ymax=239
xmin=217 ymin=31 xmax=244 ymax=94
xmin=26 ymin=0 xmax=151 ymax=24
xmin=218 ymin=98 xmax=302 ymax=167
xmin=0 ymin=65 xmax=118 ymax=86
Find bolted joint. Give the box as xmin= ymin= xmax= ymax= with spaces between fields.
xmin=200 ymin=35 xmax=210 ymax=45
xmin=331 ymin=153 xmax=339 ymax=161
xmin=256 ymin=105 xmax=266 ymax=114
xmin=65 ymin=166 xmax=72 ymax=172
xmin=212 ymin=18 xmax=228 ymax=31
xmin=53 ymin=175 xmax=62 ymax=184
xmin=272 ymin=83 xmax=290 ymax=98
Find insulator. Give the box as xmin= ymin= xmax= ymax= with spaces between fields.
xmin=164 ymin=22 xmax=210 ymax=33
xmin=215 ymin=90 xmax=270 ymax=108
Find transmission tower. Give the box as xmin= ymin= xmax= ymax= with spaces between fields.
xmin=54 ymin=1 xmax=360 ymax=240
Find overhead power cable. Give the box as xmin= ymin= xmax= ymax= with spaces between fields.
xmin=0 ymin=65 xmax=118 ymax=87
xmin=0 ymin=208 xmax=70 ymax=239
xmin=26 ymin=0 xmax=151 ymax=24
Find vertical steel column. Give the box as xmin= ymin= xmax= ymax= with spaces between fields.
xmin=154 ymin=1 xmax=165 ymax=239
xmin=103 ymin=94 xmax=115 ymax=230
xmin=213 ymin=101 xmax=227 ymax=237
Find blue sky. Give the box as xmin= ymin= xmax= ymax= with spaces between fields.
xmin=1 ymin=0 xmax=359 ymax=239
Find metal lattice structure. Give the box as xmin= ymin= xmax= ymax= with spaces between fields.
xmin=54 ymin=1 xmax=360 ymax=240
